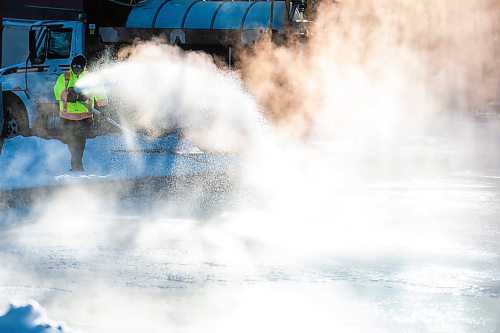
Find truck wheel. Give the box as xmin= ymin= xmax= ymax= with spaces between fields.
xmin=3 ymin=99 xmax=29 ymax=138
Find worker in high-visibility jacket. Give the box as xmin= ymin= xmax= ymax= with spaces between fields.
xmin=53 ymin=54 xmax=107 ymax=172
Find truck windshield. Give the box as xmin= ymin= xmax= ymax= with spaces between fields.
xmin=47 ymin=29 xmax=72 ymax=59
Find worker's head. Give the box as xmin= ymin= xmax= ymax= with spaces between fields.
xmin=71 ymin=54 xmax=87 ymax=75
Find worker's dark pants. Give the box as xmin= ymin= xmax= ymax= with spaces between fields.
xmin=61 ymin=117 xmax=93 ymax=172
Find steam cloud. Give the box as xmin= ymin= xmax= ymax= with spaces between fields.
xmin=77 ymin=41 xmax=266 ymax=152
xmin=240 ymin=0 xmax=499 ymax=140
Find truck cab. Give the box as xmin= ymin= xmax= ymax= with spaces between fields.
xmin=1 ymin=20 xmax=85 ymax=140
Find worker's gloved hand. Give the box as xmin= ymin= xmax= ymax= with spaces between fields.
xmin=66 ymin=88 xmax=77 ymax=102
xmin=77 ymin=93 xmax=89 ymax=102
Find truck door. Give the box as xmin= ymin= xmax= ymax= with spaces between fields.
xmin=27 ymin=25 xmax=74 ymax=105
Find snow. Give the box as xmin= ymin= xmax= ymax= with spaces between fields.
xmin=0 ymin=300 xmax=69 ymax=333
xmin=0 ymin=134 xmax=236 ymax=190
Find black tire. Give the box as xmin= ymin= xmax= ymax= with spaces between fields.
xmin=3 ymin=97 xmax=29 ymax=138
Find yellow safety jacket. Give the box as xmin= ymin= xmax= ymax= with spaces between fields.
xmin=53 ymin=69 xmax=108 ymax=120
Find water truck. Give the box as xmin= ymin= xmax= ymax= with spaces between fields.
xmin=0 ymin=0 xmax=315 ymax=152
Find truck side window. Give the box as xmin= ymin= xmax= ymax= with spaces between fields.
xmin=47 ymin=29 xmax=72 ymax=59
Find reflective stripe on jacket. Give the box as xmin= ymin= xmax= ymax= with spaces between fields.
xmin=53 ymin=70 xmax=93 ymax=121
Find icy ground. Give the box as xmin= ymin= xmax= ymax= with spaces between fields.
xmin=0 ymin=119 xmax=500 ymax=333
xmin=0 ymin=134 xmax=234 ymax=190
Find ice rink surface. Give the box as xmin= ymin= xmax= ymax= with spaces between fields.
xmin=0 ymin=117 xmax=499 ymax=333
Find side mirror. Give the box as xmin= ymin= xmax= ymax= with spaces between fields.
xmin=28 ymin=29 xmax=44 ymax=65
xmin=0 ymin=81 xmax=4 ymax=141
xmin=29 ymin=30 xmax=37 ymax=53
xmin=28 ymin=30 xmax=37 ymax=59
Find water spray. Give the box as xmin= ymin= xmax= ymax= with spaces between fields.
xmin=77 ymin=99 xmax=130 ymax=135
